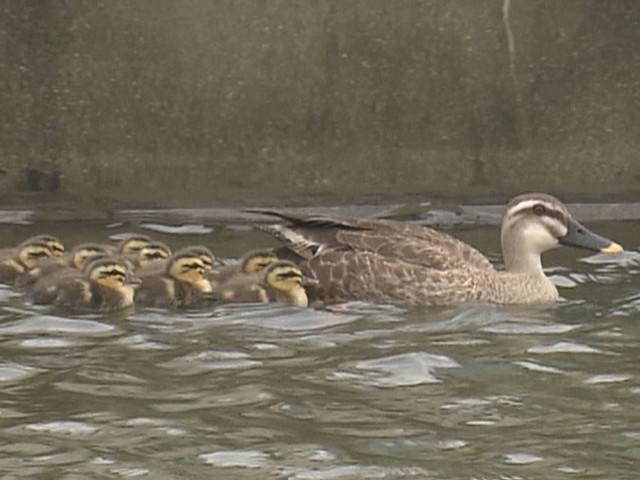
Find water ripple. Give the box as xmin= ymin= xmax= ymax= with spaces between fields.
xmin=344 ymin=352 xmax=460 ymax=387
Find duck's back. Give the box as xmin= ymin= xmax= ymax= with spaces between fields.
xmin=257 ymin=210 xmax=493 ymax=272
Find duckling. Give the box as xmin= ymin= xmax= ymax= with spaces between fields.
xmin=174 ymin=245 xmax=215 ymax=271
xmin=26 ymin=243 xmax=114 ymax=300
xmin=0 ymin=236 xmax=56 ymax=284
xmin=33 ymin=257 xmax=140 ymax=312
xmin=18 ymin=243 xmax=112 ymax=286
xmin=135 ymin=251 xmax=214 ymax=308
xmin=214 ymin=260 xmax=312 ymax=307
xmin=262 ymin=260 xmax=313 ymax=307
xmin=133 ymin=241 xmax=173 ymax=275
xmin=116 ymin=234 xmax=153 ymax=263
xmin=208 ymin=248 xmax=278 ymax=291
xmin=29 ymin=235 xmax=65 ymax=257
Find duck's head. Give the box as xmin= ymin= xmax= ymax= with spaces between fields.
xmin=167 ymin=252 xmax=213 ymax=292
xmin=17 ymin=239 xmax=55 ymax=269
xmin=87 ymin=258 xmax=141 ymax=291
xmin=138 ymin=241 xmax=172 ymax=268
xmin=117 ymin=234 xmax=152 ymax=259
xmin=501 ymin=193 xmax=623 ymax=272
xmin=24 ymin=235 xmax=65 ymax=257
xmin=174 ymin=246 xmax=215 ymax=271
xmin=241 ymin=249 xmax=279 ymax=275
xmin=70 ymin=243 xmax=113 ymax=269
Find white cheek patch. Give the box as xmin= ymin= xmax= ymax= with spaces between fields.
xmin=521 ymin=223 xmax=559 ymax=252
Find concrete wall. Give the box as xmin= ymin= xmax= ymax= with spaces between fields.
xmin=1 ymin=1 xmax=639 ymax=209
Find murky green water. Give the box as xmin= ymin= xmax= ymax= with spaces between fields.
xmin=1 ymin=205 xmax=639 ymax=479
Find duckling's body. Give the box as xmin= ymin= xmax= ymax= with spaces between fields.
xmin=252 ymin=193 xmax=623 ymax=306
xmin=33 ymin=257 xmax=140 ymax=311
xmin=135 ymin=251 xmax=213 ymax=308
xmin=0 ymin=236 xmax=59 ymax=284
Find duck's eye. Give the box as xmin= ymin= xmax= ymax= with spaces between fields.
xmin=532 ymin=204 xmax=546 ymax=216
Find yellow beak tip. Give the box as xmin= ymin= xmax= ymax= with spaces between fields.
xmin=600 ymin=242 xmax=624 ymax=254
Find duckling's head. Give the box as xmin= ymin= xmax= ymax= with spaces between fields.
xmin=167 ymin=253 xmax=213 ymax=292
xmin=17 ymin=240 xmax=55 ymax=269
xmin=501 ymin=193 xmax=623 ymax=272
xmin=241 ymin=249 xmax=279 ymax=275
xmin=70 ymin=243 xmax=113 ymax=269
xmin=264 ymin=260 xmax=304 ymax=289
xmin=117 ymin=234 xmax=152 ymax=258
xmin=24 ymin=235 xmax=65 ymax=257
xmin=174 ymin=246 xmax=214 ymax=271
xmin=87 ymin=258 xmax=141 ymax=291
xmin=138 ymin=241 xmax=172 ymax=268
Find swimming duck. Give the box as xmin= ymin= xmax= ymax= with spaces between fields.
xmin=251 ymin=193 xmax=624 ymax=306
xmin=0 ymin=236 xmax=58 ymax=284
xmin=135 ymin=251 xmax=214 ymax=308
xmin=33 ymin=257 xmax=140 ymax=312
xmin=208 ymin=248 xmax=278 ymax=290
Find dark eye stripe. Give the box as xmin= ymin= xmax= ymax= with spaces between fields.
xmin=277 ymin=271 xmax=302 ymax=280
xmin=99 ymin=269 xmax=125 ymax=278
xmin=144 ymin=252 xmax=167 ymax=259
xmin=180 ymin=262 xmax=204 ymax=271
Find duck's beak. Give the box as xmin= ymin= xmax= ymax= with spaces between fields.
xmin=559 ymin=218 xmax=623 ymax=254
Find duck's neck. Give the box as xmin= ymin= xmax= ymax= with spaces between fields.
xmin=503 ymin=249 xmax=545 ymax=276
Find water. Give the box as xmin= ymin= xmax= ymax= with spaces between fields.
xmin=1 ymin=205 xmax=640 ymax=479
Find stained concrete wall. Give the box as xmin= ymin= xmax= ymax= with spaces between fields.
xmin=1 ymin=0 xmax=639 ymax=210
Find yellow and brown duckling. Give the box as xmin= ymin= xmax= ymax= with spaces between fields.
xmin=135 ymin=250 xmax=214 ymax=308
xmin=32 ymin=257 xmax=140 ymax=312
xmin=29 ymin=235 xmax=65 ymax=257
xmin=214 ymin=260 xmax=313 ymax=307
xmin=174 ymin=245 xmax=215 ymax=272
xmin=0 ymin=235 xmax=61 ymax=284
xmin=133 ymin=241 xmax=173 ymax=275
xmin=18 ymin=242 xmax=112 ymax=287
xmin=208 ymin=248 xmax=278 ymax=291
xmin=262 ymin=260 xmax=314 ymax=307
xmin=115 ymin=234 xmax=153 ymax=263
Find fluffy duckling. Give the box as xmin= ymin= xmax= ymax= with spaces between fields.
xmin=214 ymin=260 xmax=312 ymax=307
xmin=262 ymin=260 xmax=313 ymax=307
xmin=116 ymin=234 xmax=153 ymax=262
xmin=175 ymin=245 xmax=215 ymax=271
xmin=133 ymin=241 xmax=173 ymax=275
xmin=209 ymin=249 xmax=278 ymax=291
xmin=0 ymin=236 xmax=57 ymax=284
xmin=18 ymin=243 xmax=112 ymax=286
xmin=135 ymin=251 xmax=214 ymax=308
xmin=29 ymin=235 xmax=65 ymax=257
xmin=33 ymin=257 xmax=140 ymax=312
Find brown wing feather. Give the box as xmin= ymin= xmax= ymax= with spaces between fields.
xmin=253 ymin=209 xmax=493 ymax=271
